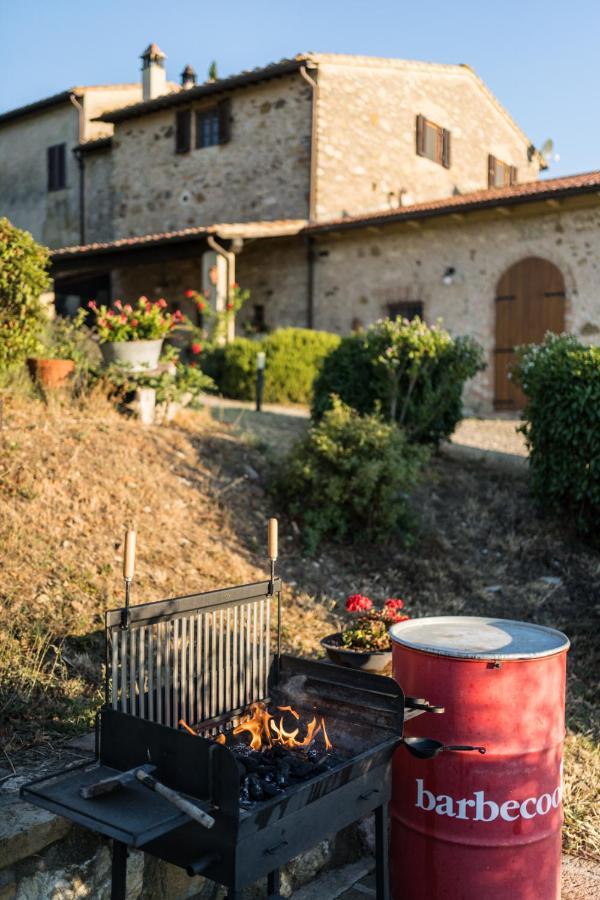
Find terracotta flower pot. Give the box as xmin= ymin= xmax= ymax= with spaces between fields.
xmin=27 ymin=358 xmax=75 ymax=389
xmin=100 ymin=339 xmax=163 ymax=372
xmin=320 ymin=632 xmax=392 ymax=674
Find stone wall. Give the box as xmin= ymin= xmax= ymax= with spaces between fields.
xmin=0 ymin=104 xmax=80 ymax=248
xmin=236 ymin=238 xmax=309 ymax=332
xmin=314 ymin=56 xmax=540 ymax=221
xmin=309 ymin=202 xmax=600 ymax=412
xmin=0 ymin=85 xmax=141 ymax=249
xmin=110 ymin=75 xmax=312 ymax=239
xmin=84 ymin=148 xmax=115 ymax=244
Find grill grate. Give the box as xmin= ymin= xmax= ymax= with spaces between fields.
xmin=106 ymin=580 xmax=278 ymax=730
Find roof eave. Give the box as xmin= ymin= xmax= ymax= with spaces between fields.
xmin=307 ymin=180 xmax=600 ymax=235
xmin=95 ymin=58 xmax=308 ymax=124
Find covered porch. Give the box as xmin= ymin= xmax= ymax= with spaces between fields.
xmin=50 ymin=219 xmax=307 ymax=337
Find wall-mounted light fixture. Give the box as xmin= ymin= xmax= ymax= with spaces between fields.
xmin=442 ymin=266 xmax=456 ymax=286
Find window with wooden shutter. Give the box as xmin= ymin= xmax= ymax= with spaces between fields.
xmin=488 ymin=154 xmax=517 ymax=188
xmin=47 ymin=143 xmax=66 ymax=191
xmin=416 ymin=115 xmax=450 ymax=167
xmin=217 ymin=98 xmax=231 ymax=144
xmin=195 ymin=100 xmax=231 ymax=149
xmin=175 ymin=109 xmax=191 ymax=154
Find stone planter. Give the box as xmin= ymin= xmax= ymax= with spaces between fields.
xmin=100 ymin=338 xmax=163 ymax=372
xmin=320 ymin=632 xmax=392 ymax=674
xmin=26 ymin=358 xmax=75 ymax=389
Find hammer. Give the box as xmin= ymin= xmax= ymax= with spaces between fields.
xmin=80 ymin=764 xmax=215 ymax=829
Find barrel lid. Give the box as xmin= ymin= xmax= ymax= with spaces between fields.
xmin=389 ymin=616 xmax=569 ymax=660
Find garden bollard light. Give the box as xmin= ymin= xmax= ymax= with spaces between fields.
xmin=256 ymin=351 xmax=266 ymax=412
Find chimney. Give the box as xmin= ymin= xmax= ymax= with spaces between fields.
xmin=180 ymin=65 xmax=197 ymax=89
xmin=140 ymin=43 xmax=167 ymax=101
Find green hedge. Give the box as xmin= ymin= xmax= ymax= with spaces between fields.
xmin=512 ymin=333 xmax=600 ymax=540
xmin=0 ymin=218 xmax=51 ymax=370
xmin=312 ymin=318 xmax=485 ymax=445
xmin=201 ymin=328 xmax=341 ymax=404
xmin=274 ymin=397 xmax=428 ymax=554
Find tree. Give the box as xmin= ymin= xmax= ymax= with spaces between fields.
xmin=208 ymin=61 xmax=218 ymax=81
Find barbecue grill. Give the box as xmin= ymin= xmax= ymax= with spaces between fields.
xmin=21 ymin=523 xmax=443 ymax=900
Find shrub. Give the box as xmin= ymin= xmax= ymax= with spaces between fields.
xmin=512 ymin=333 xmax=600 ymax=540
xmin=0 ymin=218 xmax=51 ymax=370
xmin=312 ymin=318 xmax=485 ymax=445
xmin=274 ymin=397 xmax=428 ymax=553
xmin=201 ymin=328 xmax=341 ymax=404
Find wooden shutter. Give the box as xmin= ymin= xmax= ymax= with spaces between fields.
xmin=47 ymin=144 xmax=66 ymax=190
xmin=509 ymin=165 xmax=518 ymax=186
xmin=47 ymin=146 xmax=55 ymax=190
xmin=442 ymin=129 xmax=451 ymax=168
xmin=218 ymin=99 xmax=231 ymax=144
xmin=416 ymin=114 xmax=425 ymax=156
xmin=488 ymin=154 xmax=496 ymax=187
xmin=175 ymin=109 xmax=191 ymax=153
xmin=57 ymin=144 xmax=65 ymax=189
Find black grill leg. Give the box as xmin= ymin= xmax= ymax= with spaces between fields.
xmin=374 ymin=804 xmax=390 ymax=900
xmin=267 ymin=869 xmax=281 ymax=898
xmin=111 ymin=840 xmax=128 ymax=900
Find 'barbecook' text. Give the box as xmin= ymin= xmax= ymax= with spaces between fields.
xmin=415 ymin=779 xmax=562 ymax=822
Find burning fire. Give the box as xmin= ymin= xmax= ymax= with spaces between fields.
xmin=232 ymin=703 xmax=332 ymax=752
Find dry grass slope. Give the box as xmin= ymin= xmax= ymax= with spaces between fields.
xmin=0 ymin=394 xmax=597 ymax=860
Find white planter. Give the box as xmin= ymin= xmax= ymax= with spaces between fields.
xmin=100 ymin=339 xmax=163 ymax=372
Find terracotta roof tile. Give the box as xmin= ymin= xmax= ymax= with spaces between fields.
xmin=306 ymin=171 xmax=600 ymax=233
xmin=52 ymin=220 xmax=307 ymax=258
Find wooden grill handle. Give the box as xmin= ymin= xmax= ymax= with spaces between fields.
xmin=123 ymin=529 xmax=136 ymax=580
xmin=136 ymin=769 xmax=215 ymax=829
xmin=268 ymin=517 xmax=278 ymax=561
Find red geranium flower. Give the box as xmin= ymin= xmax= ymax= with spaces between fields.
xmin=196 ymin=300 xmax=205 ymax=311
xmin=88 ymin=299 xmax=97 ymax=310
xmin=185 ymin=289 xmax=196 ymax=299
xmin=130 ymin=319 xmax=138 ymax=327
xmin=384 ymin=598 xmax=404 ymax=611
xmin=191 ymin=343 xmax=202 ymax=355
xmin=388 ymin=613 xmax=410 ymax=624
xmin=157 ymin=298 xmax=168 ymax=309
xmin=346 ymin=594 xmax=373 ymax=613
xmin=226 ymin=302 xmax=234 ymax=311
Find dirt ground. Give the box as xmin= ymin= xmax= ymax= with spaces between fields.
xmin=0 ymin=393 xmax=597 ymax=860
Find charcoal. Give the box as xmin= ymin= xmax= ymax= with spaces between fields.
xmin=262 ymin=781 xmax=280 ymax=798
xmin=247 ymin=774 xmax=264 ymax=801
xmin=288 ymin=759 xmax=317 ymax=778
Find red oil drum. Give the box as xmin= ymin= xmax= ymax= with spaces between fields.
xmin=390 ymin=616 xmax=569 ymax=900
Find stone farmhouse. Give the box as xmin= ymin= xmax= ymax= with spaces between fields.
xmin=1 ymin=45 xmax=599 ymax=411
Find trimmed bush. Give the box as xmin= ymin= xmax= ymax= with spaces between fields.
xmin=201 ymin=328 xmax=341 ymax=404
xmin=512 ymin=333 xmax=600 ymax=540
xmin=312 ymin=318 xmax=485 ymax=445
xmin=0 ymin=218 xmax=51 ymax=370
xmin=274 ymin=397 xmax=428 ymax=554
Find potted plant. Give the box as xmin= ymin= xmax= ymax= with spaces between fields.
xmin=27 ymin=309 xmax=88 ymax=390
xmin=88 ymin=297 xmax=184 ymax=372
xmin=321 ymin=594 xmax=409 ymax=674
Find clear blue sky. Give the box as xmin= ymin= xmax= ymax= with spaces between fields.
xmin=1 ymin=0 xmax=597 ymax=179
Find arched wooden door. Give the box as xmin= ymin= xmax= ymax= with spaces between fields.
xmin=494 ymin=257 xmax=566 ymax=410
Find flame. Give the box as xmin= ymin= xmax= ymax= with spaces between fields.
xmin=232 ymin=702 xmax=332 ymax=752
